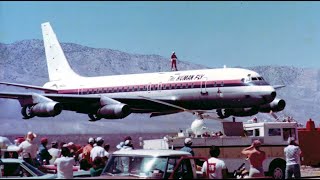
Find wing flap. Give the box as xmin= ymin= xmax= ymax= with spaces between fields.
xmin=0 ymin=82 xmax=58 ymax=93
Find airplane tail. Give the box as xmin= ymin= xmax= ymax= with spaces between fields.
xmin=41 ymin=22 xmax=82 ymax=82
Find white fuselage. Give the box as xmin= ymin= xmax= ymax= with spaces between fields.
xmin=43 ymin=67 xmax=276 ymax=111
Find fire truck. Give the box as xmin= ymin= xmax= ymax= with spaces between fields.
xmin=297 ymin=118 xmax=320 ymax=167
xmin=143 ymin=120 xmax=299 ymax=179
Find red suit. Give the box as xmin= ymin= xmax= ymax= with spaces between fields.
xmin=171 ymin=53 xmax=178 ymax=71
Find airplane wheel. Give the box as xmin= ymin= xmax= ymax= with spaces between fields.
xmin=21 ymin=106 xmax=35 ymax=119
xmin=217 ymin=109 xmax=230 ymax=119
xmin=88 ymin=113 xmax=102 ymax=121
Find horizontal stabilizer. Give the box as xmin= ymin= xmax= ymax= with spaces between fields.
xmin=0 ymin=82 xmax=58 ymax=93
xmin=273 ymin=85 xmax=286 ymax=89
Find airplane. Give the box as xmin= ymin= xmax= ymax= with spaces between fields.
xmin=0 ymin=22 xmax=286 ymax=122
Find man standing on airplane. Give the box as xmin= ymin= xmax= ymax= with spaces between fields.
xmin=171 ymin=51 xmax=178 ymax=71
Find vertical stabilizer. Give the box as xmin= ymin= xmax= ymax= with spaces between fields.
xmin=41 ymin=22 xmax=81 ymax=82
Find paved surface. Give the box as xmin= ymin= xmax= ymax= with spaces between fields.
xmin=301 ymin=165 xmax=320 ymax=179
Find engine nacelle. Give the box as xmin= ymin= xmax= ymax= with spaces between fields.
xmin=259 ymin=98 xmax=286 ymax=113
xmin=97 ymin=104 xmax=131 ymax=119
xmin=217 ymin=107 xmax=259 ymax=118
xmin=30 ymin=102 xmax=62 ymax=117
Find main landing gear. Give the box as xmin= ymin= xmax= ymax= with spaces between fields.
xmin=88 ymin=113 xmax=102 ymax=122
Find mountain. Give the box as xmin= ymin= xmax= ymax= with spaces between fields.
xmin=0 ymin=39 xmax=318 ymax=135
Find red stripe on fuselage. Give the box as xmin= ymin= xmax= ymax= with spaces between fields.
xmin=54 ymin=79 xmax=244 ymax=94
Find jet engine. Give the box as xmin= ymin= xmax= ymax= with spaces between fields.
xmin=259 ymin=98 xmax=286 ymax=113
xmin=97 ymin=103 xmax=131 ymax=119
xmin=28 ymin=102 xmax=62 ymax=117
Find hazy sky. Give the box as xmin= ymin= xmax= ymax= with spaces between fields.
xmin=1 ymin=1 xmax=320 ymax=68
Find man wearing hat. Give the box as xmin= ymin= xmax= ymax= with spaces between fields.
xmin=17 ymin=131 xmax=39 ymax=166
xmin=180 ymin=138 xmax=194 ymax=156
xmin=37 ymin=137 xmax=52 ymax=165
xmin=82 ymin=137 xmax=95 ymax=163
xmin=284 ymin=137 xmax=301 ymax=179
xmin=90 ymin=137 xmax=109 ymax=162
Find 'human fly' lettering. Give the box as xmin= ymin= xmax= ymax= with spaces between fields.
xmin=168 ymin=74 xmax=205 ymax=81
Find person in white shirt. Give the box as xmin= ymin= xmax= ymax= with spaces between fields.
xmin=54 ymin=146 xmax=75 ymax=179
xmin=201 ymin=145 xmax=227 ymax=179
xmin=48 ymin=141 xmax=61 ymax=165
xmin=90 ymin=137 xmax=109 ymax=162
xmin=284 ymin=137 xmax=301 ymax=179
xmin=17 ymin=132 xmax=38 ymax=167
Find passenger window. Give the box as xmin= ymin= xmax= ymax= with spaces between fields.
xmin=283 ymin=128 xmax=297 ymax=141
xmin=244 ymin=130 xmax=254 ymax=136
xmin=254 ymin=129 xmax=260 ymax=136
xmin=268 ymin=128 xmax=281 ymax=136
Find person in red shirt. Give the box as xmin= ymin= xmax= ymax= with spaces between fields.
xmin=241 ymin=140 xmax=266 ymax=178
xmin=171 ymin=51 xmax=178 ymax=71
xmin=82 ymin=137 xmax=95 ymax=163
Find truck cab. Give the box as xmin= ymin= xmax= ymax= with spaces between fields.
xmin=96 ymin=149 xmax=207 ymax=179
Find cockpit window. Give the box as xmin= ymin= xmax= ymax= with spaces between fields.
xmin=250 ymin=76 xmax=264 ymax=81
xmin=243 ymin=75 xmax=265 ymax=83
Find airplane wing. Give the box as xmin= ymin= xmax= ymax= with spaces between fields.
xmin=0 ymin=92 xmax=185 ymax=116
xmin=0 ymin=82 xmax=58 ymax=93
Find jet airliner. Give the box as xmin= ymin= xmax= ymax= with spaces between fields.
xmin=0 ymin=22 xmax=285 ymax=121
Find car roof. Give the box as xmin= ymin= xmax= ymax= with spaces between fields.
xmin=112 ymin=149 xmax=192 ymax=157
xmin=0 ymin=158 xmax=24 ymax=163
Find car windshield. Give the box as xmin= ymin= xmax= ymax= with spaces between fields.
xmin=22 ymin=162 xmax=46 ymax=176
xmin=101 ymin=155 xmax=180 ymax=178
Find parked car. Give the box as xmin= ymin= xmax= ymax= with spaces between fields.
xmin=0 ymin=158 xmax=56 ymax=178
